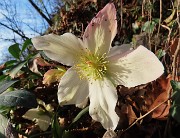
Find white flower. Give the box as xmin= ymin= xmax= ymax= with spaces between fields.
xmin=32 ymin=3 xmax=164 ymax=130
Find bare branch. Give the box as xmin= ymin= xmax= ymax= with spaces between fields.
xmin=28 ymin=0 xmax=53 ymax=26
xmin=0 ymin=22 xmax=29 ymax=40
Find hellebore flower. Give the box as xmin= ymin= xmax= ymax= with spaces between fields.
xmin=32 ymin=3 xmax=164 ymax=130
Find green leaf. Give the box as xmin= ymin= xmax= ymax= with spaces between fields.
xmin=156 ymin=49 xmax=166 ymax=59
xmin=164 ymin=9 xmax=176 ymax=24
xmin=8 ymin=44 xmax=21 ymax=59
xmin=5 ymin=60 xmax=17 ymax=67
xmin=0 ymin=80 xmax=18 ymax=94
xmin=23 ymin=108 xmax=51 ymax=131
xmin=171 ymin=80 xmax=180 ymax=92
xmin=0 ymin=90 xmax=38 ymax=108
xmin=142 ymin=21 xmax=156 ymax=33
xmin=21 ymin=39 xmax=32 ymax=53
xmin=4 ymin=60 xmax=17 ymax=70
xmin=171 ymin=91 xmax=180 ymax=105
xmin=0 ymin=75 xmax=8 ymax=82
xmin=8 ymin=61 xmax=27 ymax=78
xmin=0 ymin=114 xmax=8 ymax=138
xmin=170 ymin=104 xmax=180 ymax=122
xmin=71 ymin=106 xmax=89 ymax=124
xmin=152 ymin=18 xmax=160 ymax=23
xmin=0 ymin=106 xmax=11 ymax=115
xmin=25 ymin=53 xmax=37 ymax=61
xmin=170 ymin=81 xmax=180 ymax=123
xmin=52 ymin=114 xmax=63 ymax=138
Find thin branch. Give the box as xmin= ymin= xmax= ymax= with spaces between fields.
xmin=0 ymin=22 xmax=29 ymax=40
xmin=172 ymin=0 xmax=180 ymax=80
xmin=161 ymin=24 xmax=172 ymax=45
xmin=41 ymin=0 xmax=51 ymax=19
xmin=120 ymin=0 xmax=123 ymax=29
xmin=142 ymin=0 xmax=145 ymax=18
xmin=172 ymin=39 xmax=180 ymax=80
xmin=1 ymin=12 xmax=27 ymax=38
xmin=157 ymin=0 xmax=162 ymax=35
xmin=122 ymin=98 xmax=170 ymax=133
xmin=28 ymin=0 xmax=53 ymax=26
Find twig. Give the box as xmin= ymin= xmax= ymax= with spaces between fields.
xmin=172 ymin=0 xmax=180 ymax=80
xmin=28 ymin=0 xmax=53 ymax=26
xmin=0 ymin=22 xmax=29 ymax=40
xmin=148 ymin=0 xmax=152 ymax=50
xmin=155 ymin=0 xmax=162 ymax=52
xmin=142 ymin=0 xmax=145 ymax=18
xmin=157 ymin=0 xmax=162 ymax=35
xmin=120 ymin=0 xmax=123 ymax=31
xmin=164 ymin=2 xmax=180 ymax=137
xmin=122 ymin=98 xmax=170 ymax=133
xmin=172 ymin=38 xmax=180 ymax=80
xmin=161 ymin=24 xmax=172 ymax=46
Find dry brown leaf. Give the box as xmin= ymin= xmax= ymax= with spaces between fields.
xmin=29 ymin=57 xmax=54 ymax=75
xmin=0 ymin=64 xmax=5 ymax=70
xmin=33 ymin=57 xmax=53 ymax=67
xmin=170 ymin=38 xmax=179 ymax=55
xmin=120 ymin=104 xmax=137 ymax=125
xmin=147 ymin=75 xmax=171 ymax=120
xmin=43 ymin=69 xmax=66 ymax=85
xmin=149 ymin=92 xmax=170 ymax=119
xmin=127 ymin=105 xmax=137 ymax=125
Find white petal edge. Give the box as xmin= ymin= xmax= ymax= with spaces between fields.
xmin=89 ymin=78 xmax=119 ymax=130
xmin=58 ymin=67 xmax=89 ymax=106
xmin=107 ymin=45 xmax=164 ymax=87
xmin=32 ymin=33 xmax=85 ymax=66
xmin=108 ymin=44 xmax=133 ymax=58
xmin=102 ymin=129 xmax=117 ymax=138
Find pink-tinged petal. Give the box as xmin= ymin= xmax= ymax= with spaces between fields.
xmin=58 ymin=67 xmax=89 ymax=106
xmin=32 ymin=33 xmax=85 ymax=66
xmin=83 ymin=3 xmax=117 ymax=56
xmin=107 ymin=46 xmax=164 ymax=87
xmin=89 ymin=78 xmax=119 ymax=130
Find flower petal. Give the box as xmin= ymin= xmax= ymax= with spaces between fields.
xmin=108 ymin=44 xmax=133 ymax=58
xmin=83 ymin=3 xmax=117 ymax=56
xmin=107 ymin=45 xmax=164 ymax=87
xmin=32 ymin=33 xmax=85 ymax=66
xmin=89 ymin=78 xmax=119 ymax=130
xmin=58 ymin=67 xmax=89 ymax=106
xmin=103 ymin=129 xmax=117 ymax=138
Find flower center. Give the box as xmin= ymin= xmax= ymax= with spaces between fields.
xmin=75 ymin=52 xmax=108 ymax=80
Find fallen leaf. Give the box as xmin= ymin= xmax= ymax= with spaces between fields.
xmin=43 ymin=68 xmax=66 ymax=85
xmin=29 ymin=57 xmax=54 ymax=75
xmin=127 ymin=105 xmax=137 ymax=125
xmin=121 ymin=104 xmax=137 ymax=125
xmin=8 ymin=61 xmax=26 ymax=78
xmin=0 ymin=64 xmax=5 ymax=71
xmin=149 ymin=92 xmax=170 ymax=119
xmin=170 ymin=38 xmax=178 ymax=55
xmin=23 ymin=108 xmax=51 ymax=131
xmin=147 ymin=75 xmax=171 ymax=120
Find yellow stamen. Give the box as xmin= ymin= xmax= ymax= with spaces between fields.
xmin=75 ymin=52 xmax=108 ymax=80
